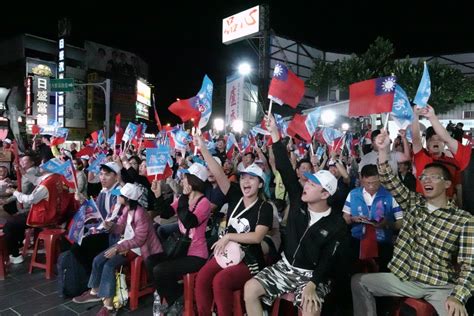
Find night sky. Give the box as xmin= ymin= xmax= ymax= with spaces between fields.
xmin=1 ymin=1 xmax=473 ymax=124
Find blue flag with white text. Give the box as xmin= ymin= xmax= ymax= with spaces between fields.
xmin=413 ymin=62 xmax=431 ymax=107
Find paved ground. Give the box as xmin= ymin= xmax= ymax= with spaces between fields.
xmin=0 ymin=257 xmax=153 ymax=316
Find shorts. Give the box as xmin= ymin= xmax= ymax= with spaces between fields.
xmin=254 ymin=257 xmax=331 ymax=307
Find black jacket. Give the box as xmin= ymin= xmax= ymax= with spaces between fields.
xmin=273 ymin=140 xmax=349 ymax=285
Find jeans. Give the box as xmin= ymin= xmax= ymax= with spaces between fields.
xmin=88 ymin=250 xmax=129 ymax=298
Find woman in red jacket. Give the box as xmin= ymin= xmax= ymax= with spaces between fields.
xmin=72 ymin=183 xmax=162 ymax=316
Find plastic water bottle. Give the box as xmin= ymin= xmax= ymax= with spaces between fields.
xmin=153 ymin=291 xmax=161 ymax=316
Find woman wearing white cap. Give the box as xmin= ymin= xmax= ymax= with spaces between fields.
xmin=73 ymin=183 xmax=162 ymax=316
xmin=147 ymin=162 xmax=212 ymax=315
xmin=194 ymin=135 xmax=274 ymax=316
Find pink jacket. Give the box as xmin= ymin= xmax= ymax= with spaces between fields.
xmin=113 ymin=206 xmax=162 ymax=259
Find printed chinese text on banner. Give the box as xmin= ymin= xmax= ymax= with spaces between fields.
xmin=348 ymin=76 xmax=397 ymax=117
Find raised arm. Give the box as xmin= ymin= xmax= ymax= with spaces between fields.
xmin=267 ymin=114 xmax=302 ymax=200
xmin=411 ymin=107 xmax=424 ymax=154
xmin=196 ymin=135 xmax=231 ymax=195
xmin=423 ymin=105 xmax=459 ymax=154
xmin=376 ymin=129 xmax=421 ymax=212
xmin=398 ymin=129 xmax=412 ymax=162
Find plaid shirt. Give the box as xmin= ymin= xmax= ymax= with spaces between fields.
xmin=378 ymin=161 xmax=474 ymax=304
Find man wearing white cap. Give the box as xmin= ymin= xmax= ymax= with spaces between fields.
xmin=244 ymin=114 xmax=348 ymax=316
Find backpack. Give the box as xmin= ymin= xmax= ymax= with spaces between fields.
xmin=57 ymin=250 xmax=89 ymax=298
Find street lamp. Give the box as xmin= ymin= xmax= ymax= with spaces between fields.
xmin=238 ymin=62 xmax=252 ymax=76
xmin=232 ymin=119 xmax=244 ymax=133
xmin=321 ymin=110 xmax=336 ymax=125
xmin=341 ymin=123 xmax=350 ymax=131
xmin=213 ymin=118 xmax=224 ymax=132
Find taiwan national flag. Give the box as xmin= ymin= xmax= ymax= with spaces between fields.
xmin=268 ymin=63 xmax=305 ymax=108
xmin=168 ymin=96 xmax=201 ymax=124
xmin=348 ymin=76 xmax=397 ymax=117
xmin=287 ymin=113 xmax=312 ymax=142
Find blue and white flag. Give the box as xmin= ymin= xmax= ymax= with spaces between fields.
xmin=322 ymin=127 xmax=343 ymax=145
xmin=40 ymin=158 xmax=64 ymax=173
xmin=122 ymin=122 xmax=138 ymax=142
xmin=146 ymin=146 xmax=170 ymax=175
xmin=316 ymin=146 xmax=325 ymax=159
xmin=171 ymin=128 xmax=192 ymax=151
xmin=305 ymin=107 xmax=321 ymax=138
xmin=413 ymin=62 xmax=431 ymax=107
xmin=68 ymin=198 xmax=103 ymax=245
xmin=87 ymin=153 xmax=107 ymax=174
xmin=391 ymin=85 xmax=414 ymax=129
xmin=197 ymin=75 xmax=214 ymax=130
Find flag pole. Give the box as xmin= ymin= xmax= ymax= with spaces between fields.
xmin=383 ymin=113 xmax=390 ymax=130
xmin=267 ymin=99 xmax=273 ymax=118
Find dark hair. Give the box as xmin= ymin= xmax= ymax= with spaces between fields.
xmin=398 ymin=160 xmax=412 ymax=168
xmin=296 ymin=158 xmax=312 ymax=170
xmin=425 ymin=126 xmax=436 ymax=141
xmin=244 ymin=152 xmax=256 ymax=159
xmin=129 ymin=156 xmax=142 ymax=165
xmin=41 ymin=135 xmax=51 ymax=141
xmin=185 ymin=174 xmax=207 ymax=193
xmin=424 ymin=162 xmax=452 ymax=181
xmin=100 ymin=165 xmax=117 ymax=175
xmin=371 ymin=129 xmax=381 ymax=142
xmin=360 ymin=164 xmax=378 ymax=178
xmin=121 ymin=196 xmax=139 ymax=210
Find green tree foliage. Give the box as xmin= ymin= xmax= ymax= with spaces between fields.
xmin=307 ymin=37 xmax=474 ymax=114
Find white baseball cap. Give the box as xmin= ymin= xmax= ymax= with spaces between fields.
xmin=303 ymin=170 xmax=338 ymax=195
xmin=240 ymin=163 xmax=265 ymax=183
xmin=100 ymin=162 xmax=121 ymax=175
xmin=182 ymin=162 xmax=208 ymax=182
xmin=120 ymin=183 xmax=142 ymax=201
xmin=80 ymin=155 xmax=90 ymax=160
xmin=212 ymin=156 xmax=222 ymax=166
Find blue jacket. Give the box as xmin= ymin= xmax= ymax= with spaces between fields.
xmin=348 ymin=187 xmax=398 ymax=243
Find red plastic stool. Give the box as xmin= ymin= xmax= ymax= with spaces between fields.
xmin=0 ymin=233 xmax=7 ymax=280
xmin=272 ymin=292 xmax=302 ymax=316
xmin=128 ymin=256 xmax=155 ymax=311
xmin=28 ymin=229 xmax=65 ymax=279
xmin=393 ymin=297 xmax=436 ymax=316
xmin=21 ymin=228 xmax=37 ymax=257
xmin=183 ymin=272 xmax=197 ymax=316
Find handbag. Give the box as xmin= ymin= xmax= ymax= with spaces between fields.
xmin=112 ymin=266 xmax=129 ymax=309
xmin=215 ymin=199 xmax=264 ymax=269
xmin=163 ymin=195 xmax=205 ymax=259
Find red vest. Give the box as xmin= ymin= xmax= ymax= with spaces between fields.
xmin=27 ymin=174 xmax=68 ymax=227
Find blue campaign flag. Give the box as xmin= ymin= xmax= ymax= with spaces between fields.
xmin=107 ymin=133 xmax=115 ymax=147
xmin=171 ymin=128 xmax=192 ymax=151
xmin=146 ymin=145 xmax=170 ymax=175
xmin=392 ymin=85 xmax=414 ymax=129
xmin=87 ymin=153 xmax=107 ymax=174
xmin=122 ymin=122 xmax=138 ymax=142
xmin=97 ymin=129 xmax=104 ymax=145
xmin=197 ymin=75 xmax=214 ymax=130
xmin=413 ymin=62 xmax=431 ymax=107
xmin=316 ymin=146 xmax=325 ymax=159
xmin=68 ymin=198 xmax=103 ymax=245
xmin=305 ymin=107 xmax=321 ymax=138
xmin=322 ymin=128 xmax=343 ymax=145
xmin=40 ymin=158 xmax=64 ymax=173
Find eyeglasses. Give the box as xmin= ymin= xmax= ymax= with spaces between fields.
xmin=418 ymin=174 xmax=445 ymax=182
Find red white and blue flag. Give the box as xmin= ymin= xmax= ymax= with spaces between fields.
xmin=268 ymin=63 xmax=305 ymax=108
xmin=349 ymin=76 xmax=397 ymax=117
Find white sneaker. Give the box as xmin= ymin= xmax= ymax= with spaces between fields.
xmin=9 ymin=254 xmax=24 ymax=264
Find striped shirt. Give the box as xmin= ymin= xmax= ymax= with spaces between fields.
xmin=378 ymin=161 xmax=474 ymax=304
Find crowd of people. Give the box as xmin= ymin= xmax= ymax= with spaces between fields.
xmin=0 ymin=104 xmax=472 ymax=316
